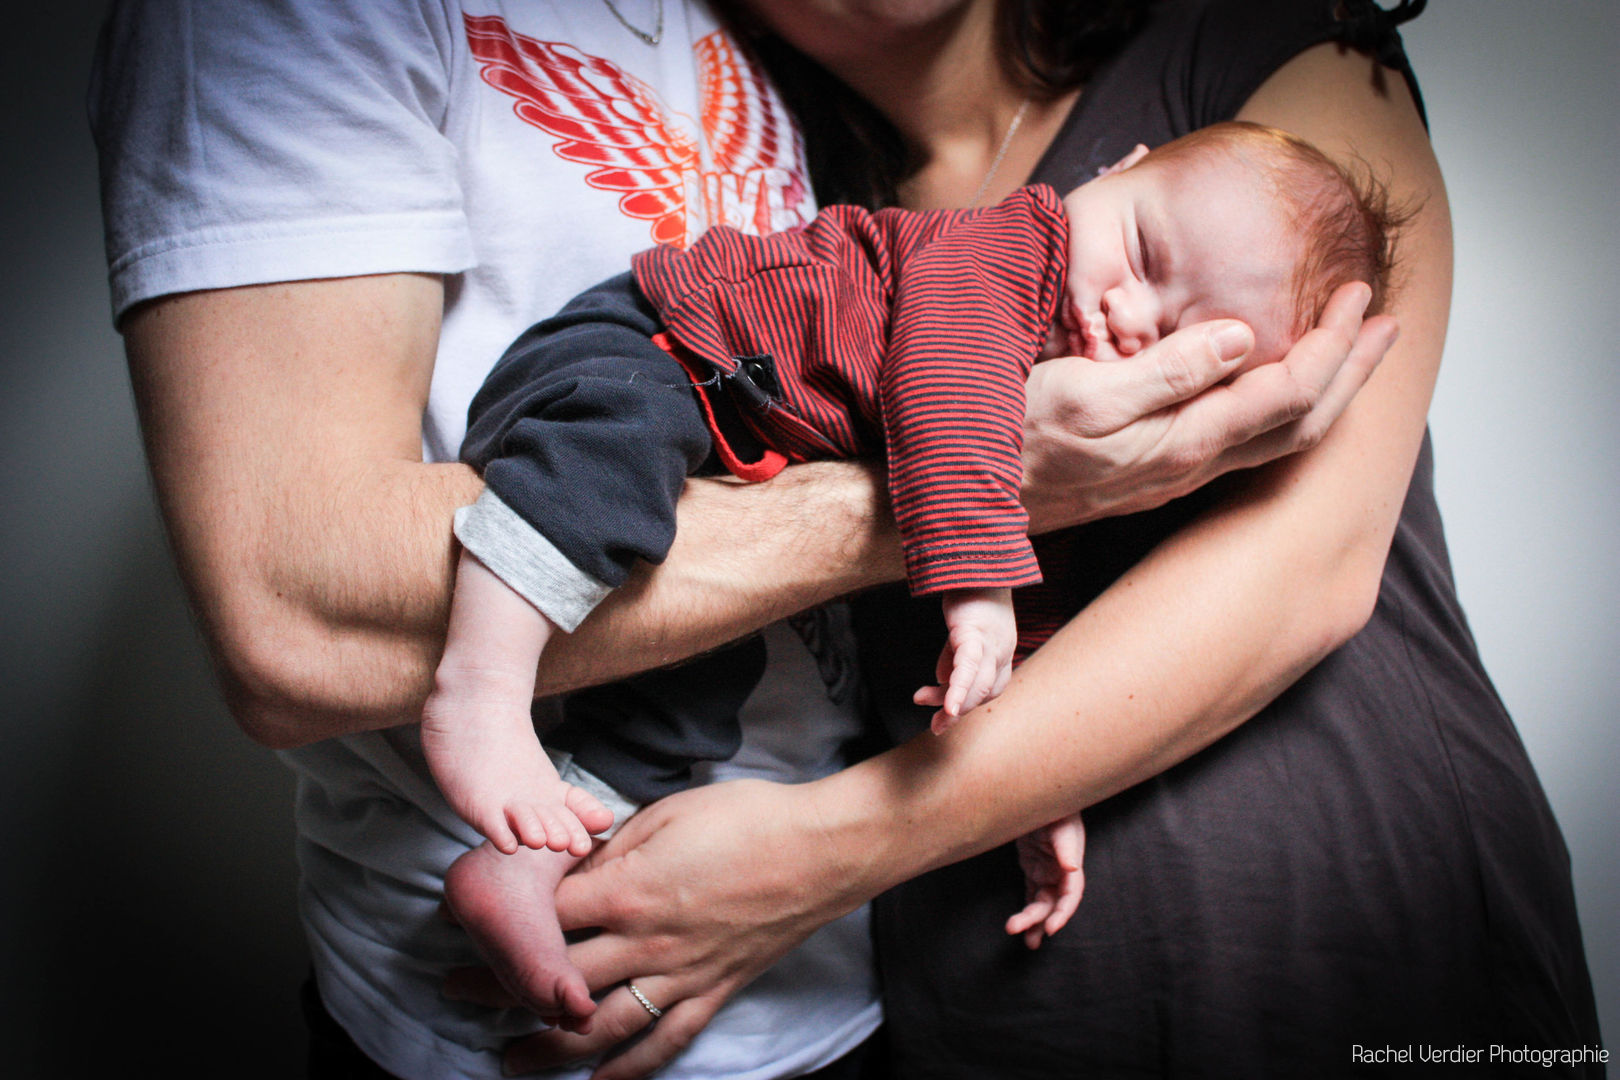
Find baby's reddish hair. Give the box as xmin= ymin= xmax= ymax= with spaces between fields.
xmin=1147 ymin=121 xmax=1409 ymax=334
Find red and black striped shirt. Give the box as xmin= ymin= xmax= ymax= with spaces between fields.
xmin=633 ymin=184 xmax=1070 ymax=597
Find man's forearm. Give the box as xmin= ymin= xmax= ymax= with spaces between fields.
xmin=538 ymin=461 xmax=902 ymax=696
xmin=171 ymin=453 xmax=478 ymax=749
xmin=233 ymin=459 xmax=900 ymax=747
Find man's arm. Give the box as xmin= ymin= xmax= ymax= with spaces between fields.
xmin=124 ymin=272 xmax=901 ymax=749
xmin=125 ymin=275 xmax=1372 ymax=752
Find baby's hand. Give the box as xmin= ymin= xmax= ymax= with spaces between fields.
xmin=913 ymin=587 xmax=1015 ymax=734
xmin=1006 ymin=812 xmax=1087 ymax=949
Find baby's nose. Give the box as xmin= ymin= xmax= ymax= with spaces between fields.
xmin=1102 ymin=286 xmax=1159 ymax=355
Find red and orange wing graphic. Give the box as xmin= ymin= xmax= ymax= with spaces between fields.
xmin=696 ymin=32 xmax=810 ymax=236
xmin=464 ymin=14 xmax=697 ymax=246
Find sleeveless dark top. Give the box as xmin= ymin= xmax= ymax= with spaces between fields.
xmin=858 ymin=1 xmax=1603 ymax=1074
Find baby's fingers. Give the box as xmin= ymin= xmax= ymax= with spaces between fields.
xmin=963 ymin=647 xmax=1004 ymax=717
xmin=1042 ymin=871 xmax=1085 ymax=940
xmin=1049 ymin=814 xmax=1087 ymax=873
xmin=975 ymin=653 xmax=1011 ymax=710
xmin=915 ymin=684 xmax=952 ymax=734
xmin=1039 ymin=816 xmax=1088 ymax=939
xmin=933 ymin=638 xmax=955 ymax=688
xmin=990 ymin=660 xmax=1012 ymax=700
xmin=943 ymin=636 xmax=984 ymax=720
xmin=1006 ymin=895 xmax=1056 ymax=938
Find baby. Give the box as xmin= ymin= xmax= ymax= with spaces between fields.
xmin=424 ymin=121 xmax=1398 ymax=1028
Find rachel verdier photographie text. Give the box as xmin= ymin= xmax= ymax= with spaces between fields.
xmin=1352 ymin=1044 xmax=1608 ymax=1068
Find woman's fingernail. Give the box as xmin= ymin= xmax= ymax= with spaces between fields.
xmin=1212 ymin=322 xmax=1251 ymax=359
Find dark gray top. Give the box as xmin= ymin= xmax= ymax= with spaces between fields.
xmin=859 ymin=1 xmax=1602 ymax=1074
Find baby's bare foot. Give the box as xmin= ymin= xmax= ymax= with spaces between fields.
xmin=445 ymin=843 xmax=597 ymax=1029
xmin=422 ymin=673 xmax=610 ymax=855
xmin=427 ymin=549 xmax=612 ymax=853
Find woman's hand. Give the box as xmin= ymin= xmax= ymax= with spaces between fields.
xmin=1021 ymin=282 xmax=1398 ymax=532
xmin=443 ymin=778 xmax=872 ymax=1080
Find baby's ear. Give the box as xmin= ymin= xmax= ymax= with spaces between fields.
xmin=1097 ymin=143 xmax=1151 ymax=176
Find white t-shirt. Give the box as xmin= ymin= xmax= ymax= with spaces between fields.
xmin=90 ymin=2 xmax=879 ymax=1077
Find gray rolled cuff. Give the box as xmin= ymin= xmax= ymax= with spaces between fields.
xmin=453 ymin=488 xmax=612 ymax=633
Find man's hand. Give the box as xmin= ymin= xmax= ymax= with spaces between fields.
xmin=1021 ymin=282 xmax=1397 ymax=532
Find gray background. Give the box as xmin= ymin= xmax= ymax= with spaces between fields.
xmin=0 ymin=1 xmax=1613 ymax=1075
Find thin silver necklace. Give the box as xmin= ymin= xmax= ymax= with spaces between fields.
xmin=602 ymin=0 xmax=664 ymax=46
xmin=968 ymin=98 xmax=1031 ymax=208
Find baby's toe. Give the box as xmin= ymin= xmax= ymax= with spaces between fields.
xmin=559 ymin=971 xmax=596 ymax=1019
xmin=563 ymin=785 xmax=614 ymax=836
xmin=510 ymin=804 xmax=551 ymax=851
xmin=535 ymin=804 xmax=580 ymax=855
xmin=483 ymin=812 xmax=520 ymax=856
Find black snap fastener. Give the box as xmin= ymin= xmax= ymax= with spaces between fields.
xmin=731 ymin=354 xmax=783 ymax=401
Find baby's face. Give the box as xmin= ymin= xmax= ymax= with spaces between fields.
xmin=1055 ymin=147 xmax=1303 ymax=370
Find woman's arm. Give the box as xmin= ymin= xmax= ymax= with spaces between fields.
xmin=489 ymin=41 xmax=1449 ymax=1077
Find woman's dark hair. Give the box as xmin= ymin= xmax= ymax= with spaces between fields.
xmin=714 ymin=1 xmax=1147 ymax=209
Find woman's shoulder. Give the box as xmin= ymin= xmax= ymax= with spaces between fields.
xmin=1149 ymin=0 xmax=1423 ymax=122
xmin=1131 ymin=0 xmax=1371 ymax=126
xmin=1033 ymin=0 xmax=1413 ymax=189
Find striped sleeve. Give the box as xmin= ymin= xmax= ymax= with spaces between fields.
xmin=880 ymin=185 xmax=1069 ymax=595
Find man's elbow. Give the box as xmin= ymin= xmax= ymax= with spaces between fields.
xmin=210 ymin=615 xmax=330 ymax=749
xmin=223 ymin=682 xmax=319 ymax=750
xmin=209 ymin=597 xmax=411 ymax=749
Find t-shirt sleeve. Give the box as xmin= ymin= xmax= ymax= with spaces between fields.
xmin=89 ymin=0 xmax=475 ymax=322
xmin=1031 ymin=0 xmax=1425 ymax=192
xmin=1173 ymin=0 xmax=1425 ymax=133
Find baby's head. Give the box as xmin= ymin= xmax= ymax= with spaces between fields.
xmin=1052 ymin=121 xmax=1402 ymax=370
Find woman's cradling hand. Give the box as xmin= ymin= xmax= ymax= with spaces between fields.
xmin=1021 ymin=282 xmax=1397 ymax=532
